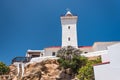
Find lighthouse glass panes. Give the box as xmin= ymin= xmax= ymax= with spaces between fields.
xmin=61 ymin=11 xmax=78 ymax=48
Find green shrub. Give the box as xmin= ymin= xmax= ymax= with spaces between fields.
xmin=57 ymin=46 xmax=102 ymax=79
xmin=77 ymin=61 xmax=94 ymax=80
xmin=58 ymin=56 xmax=88 ymax=73
xmin=0 ymin=62 xmax=10 ymax=75
xmin=57 ymin=46 xmax=86 ymax=73
xmin=77 ymin=57 xmax=101 ymax=80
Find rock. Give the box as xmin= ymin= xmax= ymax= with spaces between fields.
xmin=9 ymin=59 xmax=77 ymax=80
xmin=9 ymin=64 xmax=18 ymax=79
xmin=65 ymin=68 xmax=72 ymax=75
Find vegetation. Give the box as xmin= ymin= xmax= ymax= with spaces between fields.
xmin=57 ymin=46 xmax=101 ymax=80
xmin=57 ymin=46 xmax=84 ymax=73
xmin=0 ymin=62 xmax=10 ymax=75
xmin=77 ymin=57 xmax=101 ymax=80
xmin=57 ymin=46 xmax=82 ymax=60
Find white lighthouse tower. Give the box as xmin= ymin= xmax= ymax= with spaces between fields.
xmin=60 ymin=11 xmax=78 ymax=48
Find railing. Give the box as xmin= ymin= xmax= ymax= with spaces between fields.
xmin=12 ymin=57 xmax=31 ymax=64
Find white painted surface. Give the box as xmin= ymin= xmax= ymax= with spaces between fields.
xmin=81 ymin=50 xmax=110 ymax=63
xmin=13 ymin=62 xmax=25 ymax=77
xmin=44 ymin=49 xmax=57 ymax=56
xmin=26 ymin=50 xmax=44 ymax=57
xmin=25 ymin=56 xmax=59 ymax=66
xmin=44 ymin=48 xmax=60 ymax=56
xmin=94 ymin=43 xmax=120 ymax=80
xmin=65 ymin=11 xmax=72 ymax=16
xmin=61 ymin=11 xmax=78 ymax=48
xmin=93 ymin=42 xmax=119 ymax=51
xmin=21 ymin=63 xmax=24 ymax=77
xmin=27 ymin=50 xmax=43 ymax=52
xmin=101 ymin=53 xmax=110 ymax=63
xmin=17 ymin=63 xmax=20 ymax=77
xmin=108 ymin=43 xmax=120 ymax=66
xmin=94 ymin=64 xmax=120 ymax=80
xmin=81 ymin=50 xmax=108 ymax=57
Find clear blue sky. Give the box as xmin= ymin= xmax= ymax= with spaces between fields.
xmin=0 ymin=0 xmax=120 ymax=65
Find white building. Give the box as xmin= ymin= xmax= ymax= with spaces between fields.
xmin=12 ymin=11 xmax=120 ymax=64
xmin=61 ymin=11 xmax=78 ymax=48
xmin=11 ymin=11 xmax=120 ymax=78
xmin=25 ymin=11 xmax=79 ymax=58
xmin=94 ymin=43 xmax=120 ymax=80
xmin=26 ymin=50 xmax=44 ymax=57
xmin=25 ymin=11 xmax=119 ymax=61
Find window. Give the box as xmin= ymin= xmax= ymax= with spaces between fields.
xmin=68 ymin=26 xmax=70 ymax=29
xmin=52 ymin=52 xmax=56 ymax=56
xmin=68 ymin=37 xmax=70 ymax=41
xmin=31 ymin=55 xmax=40 ymax=58
xmin=84 ymin=52 xmax=88 ymax=54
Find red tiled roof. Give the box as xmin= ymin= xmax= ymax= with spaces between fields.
xmin=93 ymin=62 xmax=110 ymax=66
xmin=45 ymin=46 xmax=61 ymax=48
xmin=46 ymin=46 xmax=92 ymax=49
xmin=78 ymin=46 xmax=92 ymax=48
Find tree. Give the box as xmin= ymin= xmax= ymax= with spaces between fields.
xmin=57 ymin=46 xmax=82 ymax=60
xmin=0 ymin=62 xmax=10 ymax=75
xmin=57 ymin=46 xmax=102 ymax=79
xmin=57 ymin=46 xmax=85 ymax=73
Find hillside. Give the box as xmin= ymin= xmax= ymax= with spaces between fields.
xmin=9 ymin=59 xmax=78 ymax=80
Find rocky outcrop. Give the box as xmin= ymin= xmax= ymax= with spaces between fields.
xmin=9 ymin=59 xmax=78 ymax=80
xmin=22 ymin=59 xmax=60 ymax=80
xmin=9 ymin=64 xmax=18 ymax=80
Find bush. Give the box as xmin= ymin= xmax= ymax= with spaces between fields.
xmin=77 ymin=61 xmax=94 ymax=80
xmin=57 ymin=46 xmax=102 ymax=79
xmin=0 ymin=62 xmax=10 ymax=75
xmin=57 ymin=46 xmax=86 ymax=73
xmin=58 ymin=56 xmax=88 ymax=73
xmin=77 ymin=57 xmax=101 ymax=80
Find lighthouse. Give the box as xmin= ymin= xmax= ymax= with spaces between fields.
xmin=60 ymin=11 xmax=78 ymax=48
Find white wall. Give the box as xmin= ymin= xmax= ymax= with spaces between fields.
xmin=108 ymin=43 xmax=120 ymax=66
xmin=44 ymin=50 xmax=56 ymax=56
xmin=93 ymin=42 xmax=119 ymax=51
xmin=94 ymin=64 xmax=120 ymax=80
xmin=61 ymin=16 xmax=78 ymax=48
xmin=26 ymin=56 xmax=59 ymax=65
xmin=44 ymin=48 xmax=60 ymax=56
xmin=94 ymin=43 xmax=120 ymax=80
xmin=81 ymin=50 xmax=108 ymax=62
xmin=101 ymin=53 xmax=110 ymax=63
